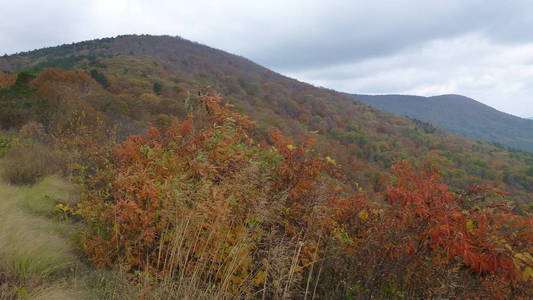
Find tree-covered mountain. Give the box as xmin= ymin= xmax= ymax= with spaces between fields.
xmin=1 ymin=35 xmax=532 ymax=205
xmin=349 ymin=93 xmax=533 ymax=152
xmin=1 ymin=34 xmax=532 ymax=298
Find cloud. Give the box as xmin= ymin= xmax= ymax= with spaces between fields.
xmin=288 ymin=34 xmax=533 ymax=117
xmin=0 ymin=0 xmax=93 ymax=54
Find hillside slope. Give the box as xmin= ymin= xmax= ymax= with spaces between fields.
xmin=0 ymin=34 xmax=532 ymax=206
xmin=350 ymin=93 xmax=533 ymax=152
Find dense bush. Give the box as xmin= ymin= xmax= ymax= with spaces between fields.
xmin=14 ymin=71 xmax=36 ymax=89
xmin=78 ymin=95 xmax=337 ymax=298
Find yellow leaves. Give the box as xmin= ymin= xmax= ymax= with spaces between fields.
xmin=139 ymin=93 xmax=160 ymax=103
xmin=514 ymin=252 xmax=533 ymax=264
xmin=466 ymin=220 xmax=475 ymax=233
xmin=325 ymin=156 xmax=336 ymax=166
xmin=287 ymin=144 xmax=296 ymax=150
xmin=55 ymin=203 xmax=76 ymax=215
xmin=513 ymin=252 xmax=533 ymax=281
xmin=252 ymin=270 xmax=267 ymax=286
xmin=358 ymin=209 xmax=369 ymax=221
xmin=523 ymin=267 xmax=533 ymax=281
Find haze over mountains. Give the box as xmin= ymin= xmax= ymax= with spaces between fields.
xmin=349 ymin=93 xmax=533 ymax=152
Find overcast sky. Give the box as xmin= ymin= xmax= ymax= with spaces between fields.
xmin=2 ymin=0 xmax=533 ymax=117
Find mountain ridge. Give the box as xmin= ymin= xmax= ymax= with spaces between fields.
xmin=348 ymin=93 xmax=533 ymax=152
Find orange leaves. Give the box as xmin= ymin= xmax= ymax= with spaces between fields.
xmin=78 ymin=94 xmax=344 ymax=295
xmin=383 ymin=160 xmax=533 ymax=286
xmin=33 ymin=68 xmax=94 ymax=88
xmin=0 ymin=72 xmax=16 ymax=88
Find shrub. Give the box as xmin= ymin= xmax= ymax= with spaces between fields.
xmin=1 ymin=141 xmax=63 ymax=185
xmin=78 ymin=95 xmax=336 ymax=298
xmin=0 ymin=72 xmax=16 ymax=88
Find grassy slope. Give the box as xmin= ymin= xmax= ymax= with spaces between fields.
xmin=0 ymin=172 xmax=206 ymax=300
xmin=0 ymin=175 xmax=87 ymax=299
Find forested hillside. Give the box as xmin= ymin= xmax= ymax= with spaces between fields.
xmin=350 ymin=93 xmax=533 ymax=152
xmin=1 ymin=35 xmax=532 ymax=206
xmin=0 ymin=35 xmax=532 ymax=298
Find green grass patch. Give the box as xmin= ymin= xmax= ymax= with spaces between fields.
xmin=0 ymin=175 xmax=90 ymax=298
xmin=0 ymin=183 xmax=79 ymax=280
xmin=21 ymin=175 xmax=78 ymax=217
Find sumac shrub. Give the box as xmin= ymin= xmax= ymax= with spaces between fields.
xmin=78 ymin=95 xmax=343 ymax=297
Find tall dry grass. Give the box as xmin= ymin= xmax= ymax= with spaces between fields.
xmin=1 ymin=141 xmax=63 ymax=185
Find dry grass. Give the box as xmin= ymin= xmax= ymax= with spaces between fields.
xmin=1 ymin=141 xmax=63 ymax=185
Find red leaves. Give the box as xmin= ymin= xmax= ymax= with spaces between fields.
xmin=384 ymin=161 xmax=533 ymax=283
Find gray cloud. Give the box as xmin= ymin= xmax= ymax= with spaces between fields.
xmin=0 ymin=0 xmax=93 ymax=55
xmin=289 ymin=34 xmax=533 ymax=117
xmin=2 ymin=0 xmax=533 ymax=116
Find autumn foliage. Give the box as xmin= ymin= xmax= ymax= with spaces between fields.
xmin=2 ymin=39 xmax=533 ymax=298
xmin=76 ymin=95 xmax=533 ymax=298
xmin=0 ymin=72 xmax=16 ymax=88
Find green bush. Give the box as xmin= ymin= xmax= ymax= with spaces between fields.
xmin=1 ymin=141 xmax=63 ymax=185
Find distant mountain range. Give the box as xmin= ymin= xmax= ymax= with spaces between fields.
xmin=348 ymin=94 xmax=533 ymax=152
